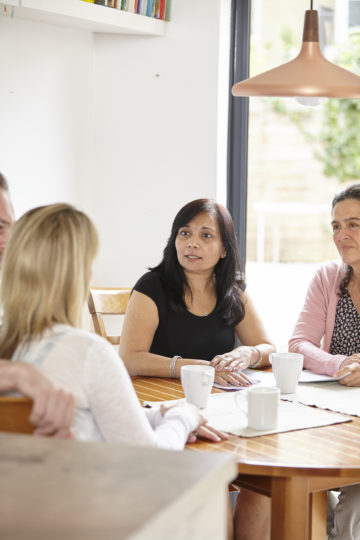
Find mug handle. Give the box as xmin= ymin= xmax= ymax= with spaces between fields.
xmin=202 ymin=373 xmax=213 ymax=385
xmin=234 ymin=392 xmax=248 ymax=417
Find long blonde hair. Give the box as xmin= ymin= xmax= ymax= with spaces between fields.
xmin=0 ymin=203 xmax=98 ymax=358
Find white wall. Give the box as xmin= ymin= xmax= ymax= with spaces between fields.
xmin=0 ymin=15 xmax=94 ymax=218
xmin=91 ymin=0 xmax=223 ymax=286
xmin=0 ymin=0 xmax=227 ymax=288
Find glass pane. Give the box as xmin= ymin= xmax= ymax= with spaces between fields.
xmin=246 ymin=0 xmax=360 ymax=351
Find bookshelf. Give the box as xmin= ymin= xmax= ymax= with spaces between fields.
xmin=0 ymin=0 xmax=165 ymax=35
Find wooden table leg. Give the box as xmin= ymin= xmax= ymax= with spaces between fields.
xmin=271 ymin=477 xmax=310 ymax=540
xmin=309 ymin=491 xmax=327 ymax=540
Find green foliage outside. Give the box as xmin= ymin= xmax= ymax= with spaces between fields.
xmin=267 ymin=28 xmax=360 ymax=183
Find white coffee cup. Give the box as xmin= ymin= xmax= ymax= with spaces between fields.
xmin=180 ymin=365 xmax=215 ymax=409
xmin=237 ymin=386 xmax=280 ymax=430
xmin=270 ymin=352 xmax=304 ymax=394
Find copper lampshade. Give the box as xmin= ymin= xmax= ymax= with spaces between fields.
xmin=232 ymin=10 xmax=360 ymax=98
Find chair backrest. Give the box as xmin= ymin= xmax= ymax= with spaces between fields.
xmin=0 ymin=396 xmax=34 ymax=434
xmin=88 ymin=287 xmax=132 ymax=345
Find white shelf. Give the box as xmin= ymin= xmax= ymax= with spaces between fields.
xmin=0 ymin=0 xmax=165 ymax=35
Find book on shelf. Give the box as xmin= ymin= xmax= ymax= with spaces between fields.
xmin=164 ymin=0 xmax=170 ymax=21
xmin=159 ymin=0 xmax=166 ymax=20
xmin=107 ymin=0 xmax=171 ymax=20
xmin=154 ymin=0 xmax=160 ymax=18
xmin=146 ymin=0 xmax=153 ymax=17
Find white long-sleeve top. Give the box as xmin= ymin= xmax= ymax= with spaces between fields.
xmin=12 ymin=324 xmax=198 ymax=450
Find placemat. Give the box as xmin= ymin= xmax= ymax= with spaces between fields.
xmin=143 ymin=390 xmax=352 ymax=438
xmin=282 ymin=383 xmax=360 ymax=417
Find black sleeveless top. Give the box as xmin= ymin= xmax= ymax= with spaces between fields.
xmin=133 ymin=271 xmax=238 ymax=361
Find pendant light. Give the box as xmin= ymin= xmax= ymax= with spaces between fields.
xmin=232 ymin=1 xmax=360 ymax=98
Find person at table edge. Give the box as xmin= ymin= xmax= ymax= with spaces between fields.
xmin=120 ymin=198 xmax=275 ymax=387
xmin=289 ymin=183 xmax=360 ymax=387
xmin=0 ymin=172 xmax=75 ymax=437
xmin=287 ymin=183 xmax=360 ymax=540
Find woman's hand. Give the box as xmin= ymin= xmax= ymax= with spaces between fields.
xmin=210 ymin=346 xmax=255 ymax=371
xmin=339 ymin=354 xmax=360 ymax=368
xmin=214 ymin=368 xmax=252 ymax=387
xmin=334 ymin=358 xmax=360 ymax=387
xmin=31 ymin=388 xmax=75 ymax=438
xmin=187 ymin=424 xmax=228 ymax=443
xmin=160 ymin=401 xmax=227 ymax=443
xmin=210 ymin=346 xmax=257 ymax=381
xmin=12 ymin=363 xmax=75 ymax=437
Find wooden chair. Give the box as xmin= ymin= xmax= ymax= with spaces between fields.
xmin=0 ymin=395 xmax=34 ymax=434
xmin=88 ymin=287 xmax=132 ymax=345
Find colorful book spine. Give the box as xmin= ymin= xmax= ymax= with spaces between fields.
xmin=159 ymin=0 xmax=165 ymax=20
xmin=141 ymin=0 xmax=148 ymax=15
xmin=86 ymin=0 xmax=169 ymax=19
xmin=165 ymin=0 xmax=170 ymax=21
xmin=154 ymin=0 xmax=160 ymax=18
xmin=146 ymin=0 xmax=153 ymax=17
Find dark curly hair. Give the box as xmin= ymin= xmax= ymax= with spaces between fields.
xmin=150 ymin=199 xmax=245 ymax=326
xmin=332 ymin=183 xmax=360 ymax=295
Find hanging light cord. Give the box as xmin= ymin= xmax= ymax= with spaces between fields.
xmin=310 ymin=0 xmax=313 ymax=9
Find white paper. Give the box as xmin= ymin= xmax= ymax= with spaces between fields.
xmin=282 ymin=382 xmax=360 ymax=417
xmin=299 ymin=369 xmax=351 ymax=383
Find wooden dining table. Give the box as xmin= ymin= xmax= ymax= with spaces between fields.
xmin=132 ymin=376 xmax=360 ymax=540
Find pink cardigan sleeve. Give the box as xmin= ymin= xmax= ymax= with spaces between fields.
xmin=288 ymin=263 xmax=346 ymax=376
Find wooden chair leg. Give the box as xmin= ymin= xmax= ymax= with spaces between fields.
xmin=309 ymin=491 xmax=328 ymax=540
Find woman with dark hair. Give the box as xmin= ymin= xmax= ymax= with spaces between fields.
xmin=289 ymin=183 xmax=360 ymax=540
xmin=121 ymin=199 xmax=275 ymax=387
xmin=289 ymin=183 xmax=360 ymax=384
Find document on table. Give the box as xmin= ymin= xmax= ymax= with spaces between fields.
xmin=214 ymin=369 xmax=351 ymax=390
xmin=299 ymin=369 xmax=351 ymax=383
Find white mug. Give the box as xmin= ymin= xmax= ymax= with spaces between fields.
xmin=180 ymin=365 xmax=215 ymax=409
xmin=270 ymin=352 xmax=304 ymax=394
xmin=237 ymin=386 xmax=280 ymax=430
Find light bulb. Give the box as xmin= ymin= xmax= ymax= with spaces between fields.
xmin=294 ymin=96 xmax=323 ymax=107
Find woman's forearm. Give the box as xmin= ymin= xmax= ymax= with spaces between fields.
xmin=0 ymin=360 xmax=18 ymax=391
xmin=248 ymin=343 xmax=275 ymax=368
xmin=121 ymin=351 xmax=208 ymax=378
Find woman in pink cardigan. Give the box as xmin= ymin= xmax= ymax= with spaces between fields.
xmin=289 ymin=186 xmax=360 ymax=385
xmin=289 ymin=183 xmax=360 ymax=539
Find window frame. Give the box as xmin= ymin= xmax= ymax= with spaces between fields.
xmin=226 ymin=0 xmax=251 ymax=271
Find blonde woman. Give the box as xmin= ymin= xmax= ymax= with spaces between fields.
xmin=0 ymin=203 xmax=225 ymax=448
